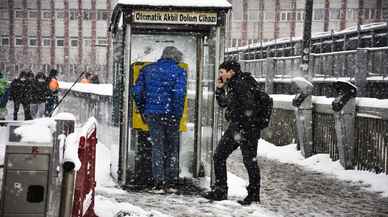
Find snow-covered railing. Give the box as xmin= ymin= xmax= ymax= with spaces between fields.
xmin=265 ymin=94 xmax=388 ymax=174
xmin=57 ymin=82 xmax=113 ymax=126
xmin=239 ymin=47 xmax=388 ymax=98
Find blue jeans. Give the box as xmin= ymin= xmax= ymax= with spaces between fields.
xmin=145 ymin=114 xmax=180 ymax=186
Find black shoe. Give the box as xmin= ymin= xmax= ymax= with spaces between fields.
xmin=203 ymin=186 xmax=228 ymax=201
xmin=237 ymin=187 xmax=260 ymax=205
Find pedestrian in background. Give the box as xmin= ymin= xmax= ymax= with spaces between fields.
xmin=80 ymin=72 xmax=91 ymax=84
xmin=90 ymin=73 xmax=100 ymax=84
xmin=204 ymin=60 xmax=263 ymax=205
xmin=30 ymin=72 xmax=50 ymax=118
xmin=46 ymin=69 xmax=59 ymax=116
xmin=133 ymin=46 xmax=187 ymax=192
xmin=0 ymin=72 xmax=10 ymax=121
xmin=9 ymin=70 xmax=33 ymax=120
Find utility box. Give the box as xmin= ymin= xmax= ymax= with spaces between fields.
xmin=0 ymin=123 xmax=52 ymax=217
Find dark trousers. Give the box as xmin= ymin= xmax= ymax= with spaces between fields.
xmin=45 ymin=95 xmax=58 ymax=116
xmin=13 ymin=101 xmax=32 ymax=120
xmin=145 ymin=114 xmax=180 ymax=186
xmin=213 ymin=123 xmax=260 ymax=190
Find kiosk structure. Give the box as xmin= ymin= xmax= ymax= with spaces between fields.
xmin=109 ymin=0 xmax=232 ymax=187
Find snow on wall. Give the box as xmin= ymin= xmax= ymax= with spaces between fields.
xmin=59 ymin=82 xmax=113 ymax=96
xmin=14 ymin=118 xmax=56 ymax=143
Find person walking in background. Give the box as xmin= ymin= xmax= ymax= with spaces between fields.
xmin=204 ymin=60 xmax=265 ymax=205
xmin=80 ymin=72 xmax=91 ymax=84
xmin=0 ymin=72 xmax=10 ymax=121
xmin=90 ymin=73 xmax=100 ymax=84
xmin=30 ymin=72 xmax=50 ymax=119
xmin=9 ymin=70 xmax=33 ymax=120
xmin=133 ymin=46 xmax=187 ymax=192
xmin=45 ymin=69 xmax=59 ymax=116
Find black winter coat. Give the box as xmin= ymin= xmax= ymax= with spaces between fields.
xmin=31 ymin=79 xmax=50 ymax=104
xmin=9 ymin=78 xmax=33 ymax=104
xmin=216 ymin=72 xmax=261 ymax=129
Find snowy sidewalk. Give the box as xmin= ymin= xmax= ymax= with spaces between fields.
xmin=94 ymin=140 xmax=388 ymax=217
xmin=228 ymin=143 xmax=388 ymax=217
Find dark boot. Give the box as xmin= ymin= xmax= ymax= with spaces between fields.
xmin=203 ymin=186 xmax=228 ymax=201
xmin=238 ymin=186 xmax=260 ymax=205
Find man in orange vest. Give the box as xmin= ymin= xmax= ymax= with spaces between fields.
xmin=45 ymin=69 xmax=59 ymax=116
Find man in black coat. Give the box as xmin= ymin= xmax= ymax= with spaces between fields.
xmin=9 ymin=71 xmax=33 ymax=120
xmin=204 ymin=60 xmax=261 ymax=205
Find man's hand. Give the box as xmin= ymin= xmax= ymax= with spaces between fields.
xmin=216 ymin=76 xmax=224 ymax=89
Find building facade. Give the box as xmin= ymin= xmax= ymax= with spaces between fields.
xmin=0 ymin=0 xmax=113 ymax=81
xmin=226 ymin=0 xmax=384 ymax=48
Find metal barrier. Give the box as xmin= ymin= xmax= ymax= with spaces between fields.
xmin=71 ymin=123 xmax=98 ymax=217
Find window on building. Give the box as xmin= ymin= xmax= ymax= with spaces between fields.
xmin=1 ymin=37 xmax=9 ymax=46
xmin=281 ymin=12 xmax=286 ymax=21
xmin=290 ymin=1 xmax=296 ymax=9
xmin=0 ymin=10 xmax=7 ymax=19
xmin=370 ymin=9 xmax=375 ymax=20
xmin=70 ymin=9 xmax=77 ymax=20
xmin=287 ymin=12 xmax=293 ymax=21
xmin=29 ymin=38 xmax=37 ymax=47
xmin=314 ymin=9 xmax=324 ymax=20
xmin=29 ymin=10 xmax=39 ymax=18
xmin=15 ymin=10 xmax=24 ymax=19
xmin=297 ymin=12 xmax=301 ymax=21
xmin=15 ymin=37 xmax=23 ymax=46
xmin=232 ymin=38 xmax=237 ymax=47
xmin=97 ymin=39 xmax=107 ymax=46
xmin=84 ymin=39 xmax=91 ymax=47
xmin=265 ymin=11 xmax=274 ymax=20
xmin=56 ymin=11 xmax=64 ymax=19
xmin=42 ymin=10 xmax=51 ymax=19
xmin=347 ymin=9 xmax=353 ymax=20
xmin=71 ymin=39 xmax=78 ymax=47
xmin=83 ymin=10 xmax=91 ymax=20
xmin=331 ymin=8 xmax=340 ymax=19
xmin=248 ymin=10 xmax=258 ymax=21
xmin=363 ymin=8 xmax=369 ymax=20
xmin=57 ymin=39 xmax=64 ymax=47
xmin=43 ymin=11 xmax=51 ymax=19
xmin=43 ymin=38 xmax=51 ymax=47
xmin=97 ymin=10 xmax=109 ymax=20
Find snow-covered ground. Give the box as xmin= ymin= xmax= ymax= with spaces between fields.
xmin=1 ymin=117 xmax=387 ymax=217
xmin=92 ymin=135 xmax=388 ymax=217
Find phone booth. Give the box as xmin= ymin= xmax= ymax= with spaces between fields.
xmin=109 ymin=0 xmax=231 ymax=187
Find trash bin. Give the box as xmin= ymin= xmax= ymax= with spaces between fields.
xmin=332 ymin=81 xmax=357 ymax=169
xmin=292 ymin=78 xmax=313 ymax=158
xmin=0 ymin=123 xmax=52 ymax=217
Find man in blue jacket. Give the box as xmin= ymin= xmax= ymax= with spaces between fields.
xmin=133 ymin=46 xmax=187 ymax=191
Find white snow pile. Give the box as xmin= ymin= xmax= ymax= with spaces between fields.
xmin=62 ymin=116 xmax=114 ymax=185
xmin=258 ymin=139 xmax=388 ymax=197
xmin=14 ymin=118 xmax=56 ymax=143
xmin=53 ymin=112 xmax=77 ymax=121
xmin=95 ymin=195 xmax=171 ymax=217
xmin=63 ymin=133 xmax=82 ymax=171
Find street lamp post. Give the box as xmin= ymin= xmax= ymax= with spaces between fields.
xmin=301 ymin=0 xmax=313 ymax=78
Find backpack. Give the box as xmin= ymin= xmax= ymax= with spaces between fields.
xmin=248 ymin=76 xmax=273 ymax=129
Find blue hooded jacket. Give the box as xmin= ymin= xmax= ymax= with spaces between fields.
xmin=133 ymin=58 xmax=187 ymax=120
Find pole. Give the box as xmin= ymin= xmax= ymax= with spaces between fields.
xmin=300 ymin=0 xmax=313 ymax=78
xmin=50 ymin=71 xmax=85 ymax=117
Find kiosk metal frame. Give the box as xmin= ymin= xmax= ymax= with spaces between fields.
xmin=109 ymin=1 xmax=231 ymax=186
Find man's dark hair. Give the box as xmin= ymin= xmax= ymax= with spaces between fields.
xmin=219 ymin=60 xmax=241 ymax=73
xmin=49 ymin=69 xmax=58 ymax=78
